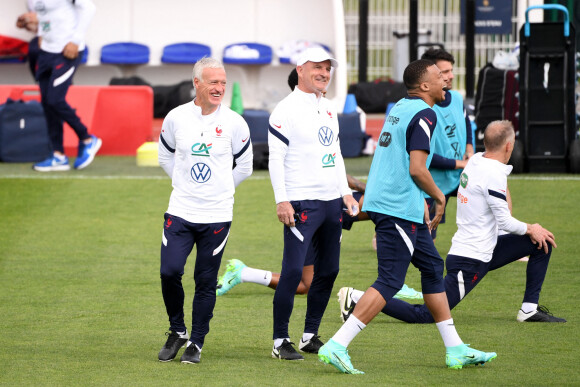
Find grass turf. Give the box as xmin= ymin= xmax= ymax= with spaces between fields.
xmin=0 ymin=156 xmax=578 ymax=386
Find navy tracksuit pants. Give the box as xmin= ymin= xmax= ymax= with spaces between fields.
xmin=160 ymin=214 xmax=231 ymax=348
xmin=383 ymin=233 xmax=552 ymax=323
xmin=36 ymin=50 xmax=90 ymax=153
xmin=273 ymin=198 xmax=342 ymax=340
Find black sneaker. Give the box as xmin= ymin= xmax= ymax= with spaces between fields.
xmin=298 ymin=335 xmax=324 ymax=353
xmin=180 ymin=343 xmax=201 ymax=364
xmin=517 ymin=305 xmax=567 ymax=323
xmin=272 ymin=339 xmax=304 ymax=360
xmin=158 ymin=330 xmax=189 ymax=362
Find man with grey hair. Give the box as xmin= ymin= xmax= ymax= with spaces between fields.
xmin=362 ymin=120 xmax=566 ymax=325
xmin=156 ymin=57 xmax=253 ymax=364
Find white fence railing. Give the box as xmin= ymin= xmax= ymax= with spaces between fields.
xmin=343 ymin=0 xmax=519 ymax=93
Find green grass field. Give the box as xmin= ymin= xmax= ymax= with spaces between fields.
xmin=1 ymin=156 xmax=579 ymax=386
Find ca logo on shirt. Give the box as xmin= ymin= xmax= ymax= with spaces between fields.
xmin=191 ymin=163 xmax=211 ymax=183
xmin=318 ymin=126 xmax=334 ymax=146
xmin=191 ymin=143 xmax=212 ymax=157
xmin=322 ymin=153 xmax=336 ymax=168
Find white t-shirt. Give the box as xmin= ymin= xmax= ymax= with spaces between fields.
xmin=158 ymin=101 xmax=253 ymax=224
xmin=268 ymin=88 xmax=350 ymax=203
xmin=30 ymin=0 xmax=96 ymax=53
xmin=449 ymin=152 xmax=527 ymax=262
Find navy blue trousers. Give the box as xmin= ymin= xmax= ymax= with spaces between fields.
xmin=368 ymin=212 xmax=445 ymax=302
xmin=36 ymin=50 xmax=90 ymax=153
xmin=383 ymin=234 xmax=552 ymax=323
xmin=273 ymin=198 xmax=342 ymax=339
xmin=160 ymin=214 xmax=231 ymax=348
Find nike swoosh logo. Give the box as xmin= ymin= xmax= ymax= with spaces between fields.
xmin=335 ymin=356 xmax=352 ymax=372
xmin=423 ymin=117 xmax=433 ymax=125
xmin=343 ymin=296 xmax=351 ymax=312
xmin=273 ymin=124 xmax=281 ymax=128
xmin=466 ymin=355 xmax=476 ymax=359
xmin=242 ymin=136 xmax=249 ymax=142
xmin=214 ymin=227 xmax=224 ymax=234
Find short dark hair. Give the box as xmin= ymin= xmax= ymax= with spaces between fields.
xmin=483 ymin=120 xmax=515 ymax=151
xmin=421 ymin=48 xmax=455 ymax=64
xmin=288 ymin=68 xmax=298 ymax=91
xmin=403 ymin=59 xmax=434 ymax=90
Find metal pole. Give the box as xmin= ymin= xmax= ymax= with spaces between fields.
xmin=465 ymin=0 xmax=476 ymax=99
xmin=409 ymin=0 xmax=418 ymax=62
xmin=358 ymin=0 xmax=369 ymax=83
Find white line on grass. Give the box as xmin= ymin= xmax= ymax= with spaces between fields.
xmin=1 ymin=174 xmax=579 ymax=181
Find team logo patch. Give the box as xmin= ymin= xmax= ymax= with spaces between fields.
xmin=460 ymin=172 xmax=468 ymax=188
xmin=445 ymin=123 xmax=457 ymax=138
xmin=322 ymin=153 xmax=336 ymax=168
xmin=165 ymin=217 xmax=173 ymax=229
xmin=379 ymin=132 xmax=392 ymax=148
xmin=318 ymin=126 xmax=334 ymax=146
xmin=191 ymin=143 xmax=212 ymax=157
xmin=191 ymin=163 xmax=211 ymax=183
xmin=215 ymin=125 xmax=223 ymax=136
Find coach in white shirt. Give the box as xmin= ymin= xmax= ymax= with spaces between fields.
xmin=268 ymin=47 xmax=358 ymax=360
xmin=380 ymin=120 xmax=566 ymax=324
xmin=156 ymin=57 xmax=253 ymax=364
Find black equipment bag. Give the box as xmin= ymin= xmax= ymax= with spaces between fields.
xmin=0 ymin=99 xmax=51 ymax=162
xmin=474 ymin=63 xmax=519 ymax=153
xmin=109 ymin=76 xmax=193 ymax=118
xmin=347 ymin=80 xmax=407 ymax=113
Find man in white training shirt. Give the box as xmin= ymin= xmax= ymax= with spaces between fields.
xmin=342 ymin=120 xmax=566 ymax=325
xmin=268 ymin=47 xmax=358 ymax=360
xmin=156 ymin=58 xmax=253 ymax=364
xmin=27 ymin=0 xmax=102 ymax=172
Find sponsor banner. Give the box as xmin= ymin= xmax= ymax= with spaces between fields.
xmin=460 ymin=0 xmax=512 ymax=35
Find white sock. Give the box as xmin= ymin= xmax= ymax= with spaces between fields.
xmin=436 ymin=318 xmax=463 ymax=348
xmin=240 ymin=267 xmax=272 ymax=286
xmin=302 ymin=332 xmax=314 ymax=342
xmin=521 ymin=302 xmax=538 ymax=314
xmin=55 ymin=154 xmax=66 ymax=160
xmin=332 ymin=315 xmax=366 ymax=348
xmin=351 ymin=289 xmax=365 ymax=303
xmin=274 ymin=338 xmax=289 ymax=348
xmin=176 ymin=330 xmax=188 ymax=339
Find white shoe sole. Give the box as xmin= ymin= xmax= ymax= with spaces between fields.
xmin=33 ymin=164 xmax=71 ymax=172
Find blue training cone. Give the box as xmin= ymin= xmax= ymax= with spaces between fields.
xmin=343 ymin=93 xmax=357 ymax=114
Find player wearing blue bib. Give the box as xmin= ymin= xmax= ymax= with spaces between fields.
xmin=378 ymin=120 xmax=566 ymax=325
xmin=421 ymin=49 xmax=474 ymax=240
xmin=318 ymin=60 xmax=496 ymax=374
